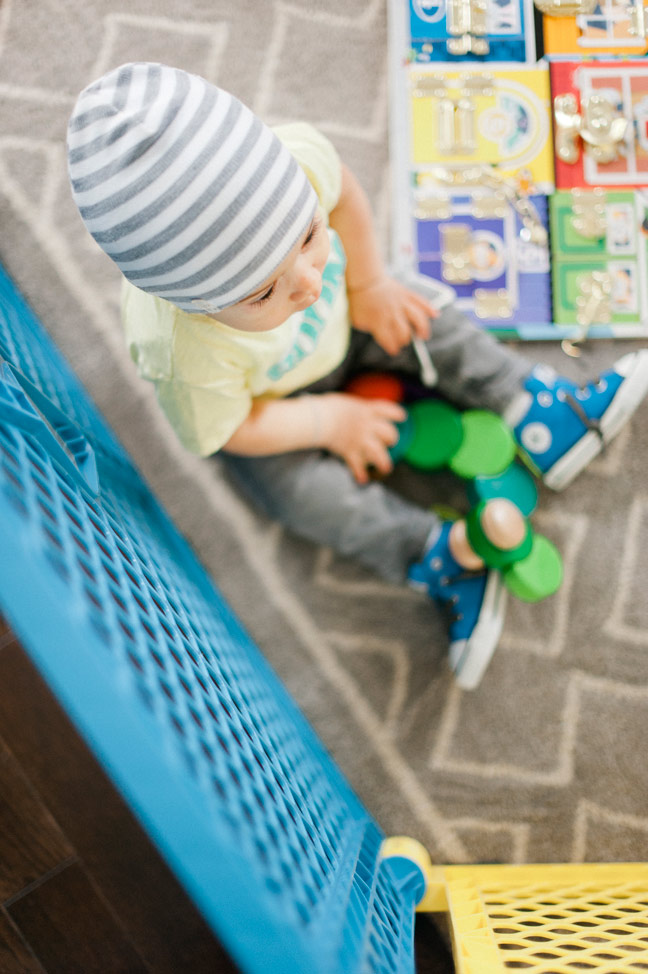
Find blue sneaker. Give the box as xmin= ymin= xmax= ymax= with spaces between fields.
xmin=510 ymin=351 xmax=648 ymax=491
xmin=409 ymin=523 xmax=507 ymax=690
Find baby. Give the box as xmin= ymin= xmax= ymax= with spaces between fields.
xmin=67 ymin=62 xmax=648 ymax=687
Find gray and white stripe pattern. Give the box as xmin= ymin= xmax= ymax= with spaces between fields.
xmin=67 ymin=63 xmax=317 ymax=313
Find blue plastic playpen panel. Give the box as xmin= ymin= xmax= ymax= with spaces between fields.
xmin=0 ymin=264 xmax=418 ymax=974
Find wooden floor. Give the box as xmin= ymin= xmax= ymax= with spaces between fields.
xmin=0 ymin=616 xmax=452 ymax=973
xmin=0 ymin=616 xmax=239 ymax=973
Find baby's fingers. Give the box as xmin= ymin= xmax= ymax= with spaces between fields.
xmin=365 ymin=436 xmax=395 ymax=477
xmin=406 ymin=286 xmax=439 ymax=318
xmin=347 ymin=451 xmax=370 ymax=485
xmin=406 ymin=299 xmax=435 ymax=341
xmin=372 ymin=416 xmax=402 ymax=448
xmin=369 ymin=400 xmax=408 ymax=424
xmin=379 ymin=314 xmax=412 ymax=356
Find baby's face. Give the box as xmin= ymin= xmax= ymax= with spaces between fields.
xmin=209 ymin=210 xmax=330 ymax=332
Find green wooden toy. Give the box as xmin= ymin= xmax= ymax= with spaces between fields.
xmin=349 ymin=373 xmax=563 ymax=605
xmin=457 ymin=498 xmax=562 ymax=603
xmin=389 ymin=412 xmax=416 ymax=464
xmin=400 ymin=402 xmax=516 ymax=480
xmin=404 ymin=400 xmax=464 ymax=469
xmin=467 ymin=463 xmax=538 ymax=517
xmin=503 ymin=534 xmax=564 ymax=603
xmin=466 ymin=498 xmax=534 ymax=570
xmin=449 ymin=410 xmax=517 ymax=479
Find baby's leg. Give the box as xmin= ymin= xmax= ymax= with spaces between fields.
xmin=220 ymin=448 xmax=437 ymax=584
xmin=221 ymin=447 xmax=508 ymax=688
xmin=352 ymin=305 xmax=532 ymax=414
xmin=419 ymin=305 xmax=532 ymax=412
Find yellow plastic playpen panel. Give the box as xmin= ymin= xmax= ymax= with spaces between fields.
xmin=434 ymin=862 xmax=648 ymax=974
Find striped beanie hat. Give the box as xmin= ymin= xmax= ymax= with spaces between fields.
xmin=67 ymin=62 xmax=317 ymax=313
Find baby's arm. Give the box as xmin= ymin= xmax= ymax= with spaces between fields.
xmin=329 ymin=164 xmax=437 ymax=356
xmin=224 ymin=393 xmax=406 ymax=485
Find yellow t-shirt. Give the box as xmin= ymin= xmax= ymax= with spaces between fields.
xmin=122 ymin=123 xmax=349 ymax=457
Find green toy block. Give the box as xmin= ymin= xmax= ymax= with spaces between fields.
xmin=449 ymin=410 xmax=516 ymax=479
xmin=467 ymin=463 xmax=538 ymax=517
xmin=502 ymin=534 xmax=563 ymax=603
xmin=403 ymin=399 xmax=464 ymax=470
xmin=466 ymin=499 xmax=533 ymax=570
xmin=389 ymin=412 xmax=416 ymax=464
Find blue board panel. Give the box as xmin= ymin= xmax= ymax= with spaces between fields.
xmin=407 ymin=0 xmax=531 ymax=61
xmin=415 ymin=194 xmax=553 ymax=334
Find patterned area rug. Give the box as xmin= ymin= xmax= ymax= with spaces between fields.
xmin=1 ymin=0 xmax=647 ymax=879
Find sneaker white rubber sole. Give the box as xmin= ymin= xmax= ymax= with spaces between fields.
xmin=448 ymin=571 xmax=507 ymax=691
xmin=544 ymin=350 xmax=648 ymax=491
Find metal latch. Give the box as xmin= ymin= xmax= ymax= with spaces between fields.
xmin=446 ymin=0 xmax=490 ymax=55
xmin=554 ymin=93 xmax=629 ymax=166
xmin=576 ymin=270 xmax=613 ymax=327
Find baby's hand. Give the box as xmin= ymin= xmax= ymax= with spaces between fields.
xmin=319 ymin=392 xmax=407 ymax=484
xmin=348 ymin=274 xmax=438 ymax=357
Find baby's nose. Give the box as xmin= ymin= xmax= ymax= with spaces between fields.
xmin=290 ymin=258 xmax=321 ymax=301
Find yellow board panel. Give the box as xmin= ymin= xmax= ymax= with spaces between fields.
xmin=409 ymin=66 xmax=554 ymax=188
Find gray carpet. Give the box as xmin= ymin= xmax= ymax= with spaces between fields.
xmin=2 ymin=0 xmax=647 ymax=879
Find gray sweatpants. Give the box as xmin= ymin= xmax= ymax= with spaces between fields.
xmin=221 ymin=306 xmax=532 ymax=583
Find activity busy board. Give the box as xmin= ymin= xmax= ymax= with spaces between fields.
xmin=388 ymin=0 xmax=648 ymax=340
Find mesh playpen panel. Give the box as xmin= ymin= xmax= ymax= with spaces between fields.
xmin=0 ymin=264 xmax=418 ymax=974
